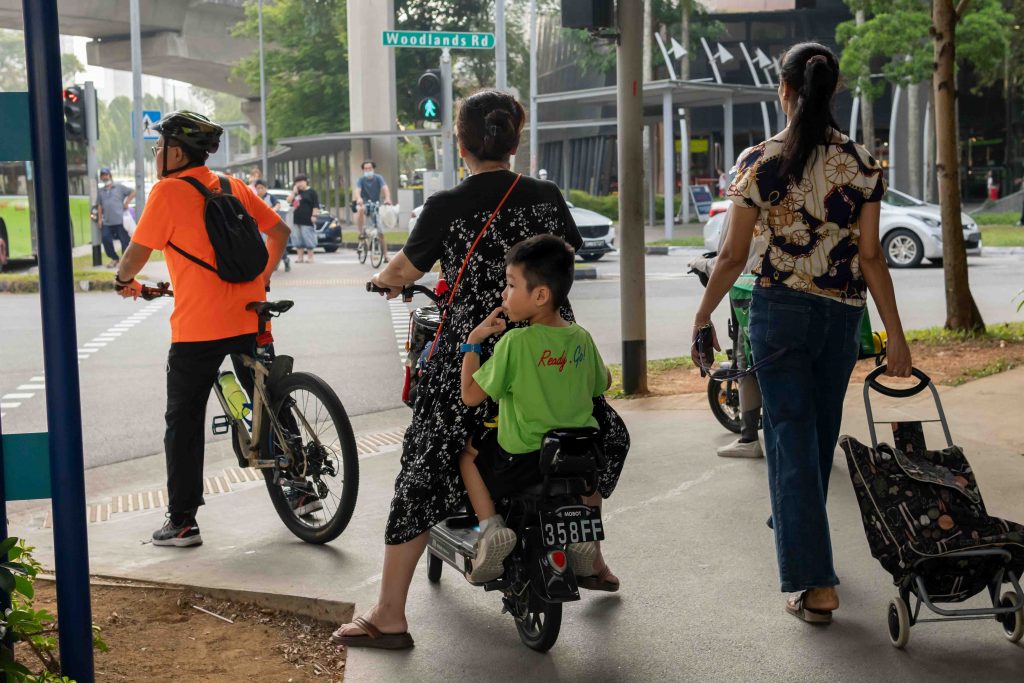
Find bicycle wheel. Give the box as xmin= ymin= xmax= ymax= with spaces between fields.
xmin=261 ymin=372 xmax=359 ymax=544
xmin=370 ymin=234 xmax=384 ymax=268
xmin=356 ymin=237 xmax=368 ymax=264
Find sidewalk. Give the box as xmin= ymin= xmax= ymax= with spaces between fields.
xmin=9 ymin=369 xmax=1024 ymax=682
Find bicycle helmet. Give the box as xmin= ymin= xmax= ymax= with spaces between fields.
xmin=151 ymin=111 xmax=223 ymax=154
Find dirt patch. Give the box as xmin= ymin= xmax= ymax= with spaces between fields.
xmin=611 ymin=335 xmax=1024 ymax=399
xmin=17 ymin=581 xmax=346 ymax=682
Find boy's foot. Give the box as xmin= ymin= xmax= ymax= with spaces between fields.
xmin=567 ymin=541 xmax=598 ymax=576
xmin=717 ymin=438 xmax=763 ymax=458
xmin=152 ymin=515 xmax=202 ymax=547
xmin=467 ymin=522 xmax=516 ymax=583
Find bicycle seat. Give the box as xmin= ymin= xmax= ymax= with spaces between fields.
xmin=246 ymin=300 xmax=294 ymax=317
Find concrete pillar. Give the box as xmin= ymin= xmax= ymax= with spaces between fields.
xmin=347 ymin=0 xmax=398 ymax=192
xmin=662 ymin=91 xmax=674 ymax=239
xmin=723 ymin=96 xmax=735 ymax=173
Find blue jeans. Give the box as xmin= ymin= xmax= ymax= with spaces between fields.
xmin=101 ymin=223 xmax=131 ymax=260
xmin=749 ymin=286 xmax=864 ymax=593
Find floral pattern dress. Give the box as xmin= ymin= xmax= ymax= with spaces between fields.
xmin=387 ymin=170 xmax=631 ymax=544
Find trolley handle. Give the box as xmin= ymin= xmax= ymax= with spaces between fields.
xmin=865 ymin=365 xmax=932 ymax=399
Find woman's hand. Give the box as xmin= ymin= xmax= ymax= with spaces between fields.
xmin=370 ymin=272 xmax=403 ymax=300
xmin=884 ymin=334 xmax=913 ymax=378
xmin=690 ymin=319 xmax=720 ymax=375
xmin=468 ymin=307 xmax=507 ymax=344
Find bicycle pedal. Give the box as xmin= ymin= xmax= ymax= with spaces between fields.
xmin=211 ymin=415 xmax=231 ymax=435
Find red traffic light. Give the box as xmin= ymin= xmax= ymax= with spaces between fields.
xmin=63 ymin=87 xmax=81 ymax=103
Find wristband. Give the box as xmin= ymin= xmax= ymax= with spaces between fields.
xmin=114 ymin=274 xmax=134 ymax=286
xmin=460 ymin=343 xmax=482 ymax=354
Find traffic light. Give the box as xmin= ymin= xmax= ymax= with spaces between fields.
xmin=63 ymin=85 xmax=85 ymax=142
xmin=417 ymin=69 xmax=442 ymax=123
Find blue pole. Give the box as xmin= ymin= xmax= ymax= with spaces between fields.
xmin=22 ymin=1 xmax=95 ymax=680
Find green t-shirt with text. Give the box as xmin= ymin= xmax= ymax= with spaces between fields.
xmin=473 ymin=323 xmax=608 ymax=454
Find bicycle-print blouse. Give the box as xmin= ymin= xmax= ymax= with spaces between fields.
xmin=727 ymin=135 xmax=886 ymax=306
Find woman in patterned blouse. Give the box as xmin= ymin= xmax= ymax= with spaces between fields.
xmin=691 ymin=42 xmax=912 ymax=624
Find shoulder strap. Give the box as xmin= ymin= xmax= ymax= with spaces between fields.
xmin=166 ymin=240 xmax=218 ymax=274
xmin=427 ymin=173 xmax=522 ymax=362
xmin=178 ymin=175 xmax=214 ymax=199
xmin=217 ymin=175 xmax=233 ymax=195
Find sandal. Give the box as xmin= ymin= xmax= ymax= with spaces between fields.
xmin=785 ymin=591 xmax=833 ymax=624
xmin=330 ymin=616 xmax=415 ymax=650
xmin=578 ymin=565 xmax=621 ymax=593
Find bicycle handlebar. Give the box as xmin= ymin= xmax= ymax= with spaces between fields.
xmin=365 ymin=281 xmax=441 ymax=304
xmin=138 ymin=282 xmax=174 ymax=300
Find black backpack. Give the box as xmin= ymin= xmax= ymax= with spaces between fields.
xmin=167 ymin=175 xmax=269 ymax=283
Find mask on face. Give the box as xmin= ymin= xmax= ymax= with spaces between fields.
xmin=363 ymin=171 xmax=374 ymax=179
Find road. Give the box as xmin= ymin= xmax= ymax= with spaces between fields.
xmin=1 ymin=248 xmax=1021 ymax=468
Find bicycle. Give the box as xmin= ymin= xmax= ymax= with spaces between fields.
xmin=138 ymin=282 xmax=360 ymax=544
xmin=356 ymin=201 xmax=384 ymax=268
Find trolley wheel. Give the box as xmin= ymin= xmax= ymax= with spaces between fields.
xmin=998 ymin=591 xmax=1024 ymax=643
xmin=887 ymin=597 xmax=910 ymax=649
xmin=427 ymin=552 xmax=443 ymax=584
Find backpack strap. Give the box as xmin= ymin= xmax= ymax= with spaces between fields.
xmin=167 ymin=175 xmax=220 ymax=274
xmin=217 ymin=175 xmax=233 ymax=196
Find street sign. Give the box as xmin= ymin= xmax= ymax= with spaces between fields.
xmin=689 ymin=184 xmax=714 ymax=222
xmin=131 ymin=109 xmax=162 ymax=140
xmin=382 ymin=30 xmax=495 ymax=50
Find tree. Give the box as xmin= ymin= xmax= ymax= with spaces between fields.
xmin=233 ymin=0 xmax=351 ymax=142
xmin=933 ymin=0 xmax=986 ymax=333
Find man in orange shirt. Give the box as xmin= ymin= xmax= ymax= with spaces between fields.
xmin=114 ymin=111 xmax=290 ymax=547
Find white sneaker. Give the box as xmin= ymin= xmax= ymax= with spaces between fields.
xmin=717 ymin=438 xmax=763 ymax=458
xmin=567 ymin=541 xmax=598 ymax=577
xmin=467 ymin=520 xmax=517 ymax=584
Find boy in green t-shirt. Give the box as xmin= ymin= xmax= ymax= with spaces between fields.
xmin=459 ymin=234 xmax=612 ymax=583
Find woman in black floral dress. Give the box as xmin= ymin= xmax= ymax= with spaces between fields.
xmin=332 ymin=91 xmax=630 ymax=649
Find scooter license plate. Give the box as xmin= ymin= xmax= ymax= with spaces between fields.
xmin=540 ymin=505 xmax=605 ymax=546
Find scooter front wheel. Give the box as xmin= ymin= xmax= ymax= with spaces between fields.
xmin=515 ymin=601 xmax=562 ymax=652
xmin=707 ymin=376 xmax=742 ymax=434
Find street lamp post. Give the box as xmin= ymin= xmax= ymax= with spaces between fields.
xmin=258 ymin=0 xmax=268 ymax=179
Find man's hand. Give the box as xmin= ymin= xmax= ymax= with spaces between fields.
xmin=115 ymin=278 xmax=142 ymax=299
xmin=468 ymin=308 xmax=507 ymax=344
xmin=370 ymin=272 xmax=403 ymax=300
xmin=883 ymin=334 xmax=913 ymax=378
xmin=690 ymin=319 xmax=721 ymax=376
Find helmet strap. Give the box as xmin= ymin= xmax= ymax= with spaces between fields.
xmin=161 ymin=136 xmax=202 ymax=177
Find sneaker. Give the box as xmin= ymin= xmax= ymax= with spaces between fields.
xmin=567 ymin=541 xmax=598 ymax=577
xmin=716 ymin=438 xmax=764 ymax=458
xmin=152 ymin=515 xmax=202 ymax=547
xmin=105 ymin=259 xmax=119 ymax=269
xmin=467 ymin=520 xmax=517 ymax=583
xmin=286 ymin=489 xmax=323 ymax=516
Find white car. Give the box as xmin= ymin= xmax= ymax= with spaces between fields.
xmin=702 ymin=188 xmax=981 ymax=269
xmin=408 ymin=201 xmax=617 ymax=262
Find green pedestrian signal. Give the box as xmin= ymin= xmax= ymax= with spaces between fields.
xmin=417 ymin=69 xmax=443 ymax=123
xmin=420 ymin=97 xmax=439 ymax=121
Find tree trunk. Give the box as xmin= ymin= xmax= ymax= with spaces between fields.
xmin=856 ymin=10 xmax=875 ymax=156
xmin=642 ymin=0 xmax=652 ymax=225
xmin=932 ymin=0 xmax=985 ymax=333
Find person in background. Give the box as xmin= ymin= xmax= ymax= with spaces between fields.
xmin=354 ymin=160 xmax=392 ymax=263
xmin=717 ymin=168 xmax=729 ymax=198
xmin=255 ymin=179 xmax=290 ymax=273
xmin=538 ymin=168 xmax=548 ymax=180
xmin=288 ymin=173 xmax=319 ymax=264
xmin=96 ymin=167 xmax=135 ymax=268
xmin=248 ymin=166 xmax=262 ymax=190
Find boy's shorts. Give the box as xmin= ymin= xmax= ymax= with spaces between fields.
xmin=472 ymin=427 xmax=544 ymax=502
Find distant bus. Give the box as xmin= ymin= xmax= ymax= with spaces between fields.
xmin=0 ymin=194 xmax=92 ymax=268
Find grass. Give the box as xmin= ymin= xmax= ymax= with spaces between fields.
xmin=979 ymin=224 xmax=1024 ymax=247
xmin=648 ymin=237 xmax=705 ymax=248
xmin=904 ymin=321 xmax=1024 ymax=345
xmin=341 ymin=230 xmax=408 ymax=245
xmin=974 ymin=212 xmax=1020 ymax=225
xmin=605 ymin=354 xmax=724 ymax=399
xmin=947 ymin=359 xmax=1019 ymax=387
xmin=70 ymin=251 xmax=164 ymax=270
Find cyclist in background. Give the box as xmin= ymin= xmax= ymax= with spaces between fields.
xmin=353 ymin=160 xmax=392 ymax=262
xmin=112 ymin=111 xmax=290 ymax=548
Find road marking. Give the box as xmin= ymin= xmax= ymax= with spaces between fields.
xmin=83 ymin=342 xmax=107 ymax=347
xmin=603 ymin=463 xmax=741 ymax=523
xmin=17 ymin=384 xmax=44 ymax=390
xmin=2 ymin=393 xmax=33 ymax=400
xmin=0 ymin=402 xmax=21 ymax=409
xmin=389 ymin=299 xmax=410 ymax=368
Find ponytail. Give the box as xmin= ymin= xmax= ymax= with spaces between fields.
xmin=778 ymin=43 xmax=842 ymax=183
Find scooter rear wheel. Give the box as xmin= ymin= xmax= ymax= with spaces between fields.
xmin=515 ymin=601 xmax=562 ymax=653
xmin=708 ymin=377 xmax=742 ymax=434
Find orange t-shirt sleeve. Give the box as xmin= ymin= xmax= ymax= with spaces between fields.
xmin=232 ymin=178 xmax=281 ymax=234
xmin=131 ymin=181 xmax=174 ymax=250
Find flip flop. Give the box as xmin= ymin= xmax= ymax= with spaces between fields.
xmin=578 ymin=565 xmax=621 ymax=593
xmin=785 ymin=592 xmax=833 ymax=624
xmin=330 ymin=616 xmax=415 ymax=650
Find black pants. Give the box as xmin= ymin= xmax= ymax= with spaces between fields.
xmin=165 ymin=334 xmax=256 ymax=520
